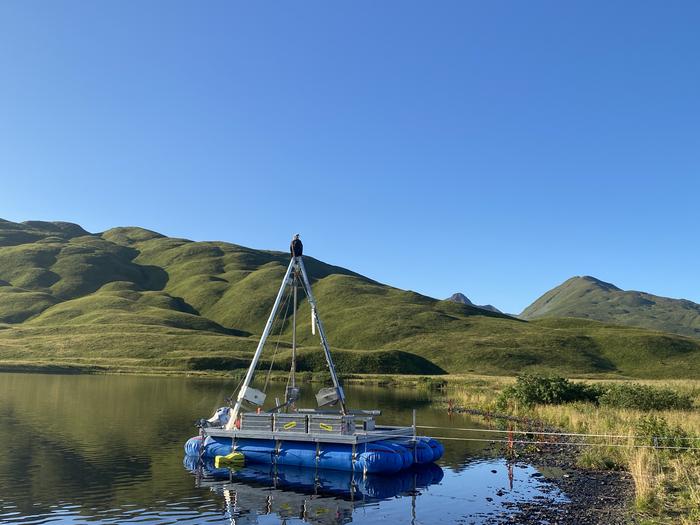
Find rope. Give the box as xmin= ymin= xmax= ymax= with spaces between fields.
xmin=203 ymin=369 xmax=244 ymax=417
xmin=415 ymin=425 xmax=700 ymax=443
xmin=424 ymin=435 xmax=700 ymax=451
xmin=226 ymin=375 xmax=246 ymax=408
xmin=285 ymin=271 xmax=300 ymax=394
xmin=263 ymin=284 xmax=293 ymax=393
xmin=342 ymin=430 xmax=700 ymax=451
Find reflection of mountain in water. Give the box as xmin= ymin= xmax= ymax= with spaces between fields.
xmin=186 ymin=456 xmax=444 ymax=524
xmin=0 ymin=373 xmax=487 ymax=524
xmin=0 ymin=372 xmax=569 ymax=525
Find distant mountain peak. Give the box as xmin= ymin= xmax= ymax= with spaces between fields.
xmin=447 ymin=293 xmax=474 ymax=305
xmin=521 ymin=276 xmax=700 ymax=338
xmin=569 ymin=275 xmax=621 ymax=292
xmin=478 ymin=304 xmax=502 ymax=313
xmin=447 ymin=292 xmax=502 ymax=313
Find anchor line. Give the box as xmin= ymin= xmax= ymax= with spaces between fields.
xmin=415 ymin=425 xmax=700 ymax=443
xmin=422 ymin=435 xmax=700 ymax=451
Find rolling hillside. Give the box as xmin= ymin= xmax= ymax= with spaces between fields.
xmin=2 ymin=219 xmax=700 ymax=378
xmin=521 ymin=276 xmax=700 ymax=339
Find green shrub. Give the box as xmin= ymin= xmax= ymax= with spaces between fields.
xmin=635 ymin=415 xmax=691 ymax=449
xmin=417 ymin=377 xmax=448 ymax=391
xmin=599 ymin=383 xmax=693 ymax=411
xmin=294 ymin=349 xmax=446 ymax=375
xmin=186 ymin=356 xmax=253 ymax=371
xmin=311 ymin=371 xmax=331 ymax=383
xmin=496 ymin=374 xmax=601 ymax=408
xmin=577 ymin=447 xmax=626 ymax=470
xmin=496 ymin=375 xmax=694 ymax=412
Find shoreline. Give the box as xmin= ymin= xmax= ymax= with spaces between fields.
xmin=0 ymin=360 xmax=675 ymax=382
xmin=449 ymin=406 xmax=636 ymax=524
xmin=0 ymin=361 xmax=452 ymax=389
xmin=482 ymin=445 xmax=636 ymax=524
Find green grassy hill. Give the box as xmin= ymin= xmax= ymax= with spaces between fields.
xmin=521 ymin=276 xmax=700 ymax=339
xmin=2 ymin=219 xmax=700 ymax=378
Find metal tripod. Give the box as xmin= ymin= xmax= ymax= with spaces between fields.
xmin=227 ymin=254 xmax=347 ymax=428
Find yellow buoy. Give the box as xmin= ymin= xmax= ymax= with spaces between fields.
xmin=214 ymin=451 xmax=245 ymax=469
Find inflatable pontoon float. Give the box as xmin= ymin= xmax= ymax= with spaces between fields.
xmin=185 ymin=239 xmax=444 ymax=474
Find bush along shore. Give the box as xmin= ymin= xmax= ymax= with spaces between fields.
xmin=446 ymin=374 xmax=700 ymax=524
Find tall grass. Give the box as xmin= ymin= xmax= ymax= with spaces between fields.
xmin=628 ymin=448 xmax=660 ymax=510
xmin=446 ymin=375 xmax=700 ymax=523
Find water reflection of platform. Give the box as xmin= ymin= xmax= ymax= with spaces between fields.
xmin=184 ymin=456 xmax=444 ymax=524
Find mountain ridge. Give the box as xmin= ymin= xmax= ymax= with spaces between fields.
xmin=521 ymin=275 xmax=700 ymax=338
xmin=2 ymin=218 xmax=700 ymax=378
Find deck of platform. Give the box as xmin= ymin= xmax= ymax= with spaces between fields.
xmin=204 ymin=425 xmax=414 ymax=444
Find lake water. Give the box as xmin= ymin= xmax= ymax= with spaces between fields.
xmin=0 ymin=373 xmax=566 ymax=524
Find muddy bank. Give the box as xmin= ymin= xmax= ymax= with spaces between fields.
xmin=482 ymin=448 xmax=636 ymax=524
xmin=452 ymin=407 xmax=636 ymax=524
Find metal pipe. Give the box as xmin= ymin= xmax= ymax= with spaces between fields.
xmin=227 ymin=257 xmax=296 ymax=427
xmin=291 ymin=272 xmax=297 ymax=389
xmin=296 ymin=409 xmax=381 ymax=416
xmin=412 ymin=409 xmax=417 ymax=464
xmin=297 ymin=257 xmax=347 ymax=414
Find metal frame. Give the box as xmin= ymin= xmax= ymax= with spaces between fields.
xmin=205 ymin=425 xmax=414 ymax=445
xmin=297 ymin=257 xmax=347 ymax=413
xmin=196 ymin=241 xmax=426 ymax=465
xmin=227 ymin=254 xmax=347 ymax=428
xmin=228 ymin=257 xmax=296 ymax=427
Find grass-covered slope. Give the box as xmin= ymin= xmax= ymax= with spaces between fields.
xmin=2 ymin=219 xmax=700 ymax=378
xmin=521 ymin=276 xmax=700 ymax=338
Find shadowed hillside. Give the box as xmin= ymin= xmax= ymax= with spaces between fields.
xmin=2 ymin=219 xmax=700 ymax=378
xmin=521 ymin=276 xmax=700 ymax=339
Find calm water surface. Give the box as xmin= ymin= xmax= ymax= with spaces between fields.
xmin=0 ymin=373 xmax=565 ymax=524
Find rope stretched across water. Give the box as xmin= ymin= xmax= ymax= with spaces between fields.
xmin=417 ymin=425 xmax=700 ymax=442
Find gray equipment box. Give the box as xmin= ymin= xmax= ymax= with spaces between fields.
xmin=285 ymin=386 xmax=300 ymax=403
xmin=315 ymin=387 xmax=340 ymax=407
xmin=241 ymin=412 xmax=273 ymax=432
xmin=274 ymin=413 xmax=308 ymax=433
xmin=241 ymin=386 xmax=266 ymax=406
xmin=308 ymin=414 xmax=356 ymax=435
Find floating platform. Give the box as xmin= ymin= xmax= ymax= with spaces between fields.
xmin=183 ymin=248 xmax=444 ymax=476
xmin=185 ymin=419 xmax=444 ymax=474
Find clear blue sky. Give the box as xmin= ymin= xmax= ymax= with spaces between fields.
xmin=1 ymin=1 xmax=698 ymax=314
